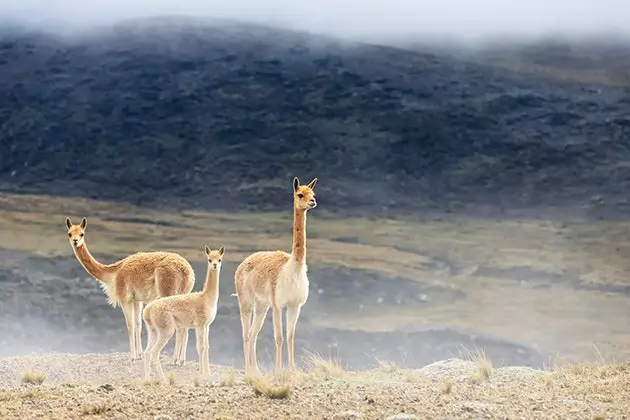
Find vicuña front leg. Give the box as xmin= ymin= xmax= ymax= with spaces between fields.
xmin=272 ymin=305 xmax=284 ymax=374
xmin=121 ymin=302 xmax=137 ymax=362
xmin=195 ymin=326 xmax=209 ymax=376
xmin=285 ymin=305 xmax=302 ymax=371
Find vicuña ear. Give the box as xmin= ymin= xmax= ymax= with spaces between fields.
xmin=293 ymin=177 xmax=300 ymax=192
xmin=307 ymin=177 xmax=318 ymax=190
xmin=205 ymin=245 xmax=211 ymax=256
xmin=80 ymin=217 xmax=87 ymax=229
xmin=65 ymin=217 xmax=72 ymax=229
xmin=218 ymin=246 xmax=225 ymax=256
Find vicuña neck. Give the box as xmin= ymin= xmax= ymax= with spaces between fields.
xmin=202 ymin=267 xmax=220 ymax=298
xmin=291 ymin=208 xmax=307 ymax=263
xmin=72 ymin=243 xmax=115 ymax=283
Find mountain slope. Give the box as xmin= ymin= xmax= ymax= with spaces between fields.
xmin=1 ymin=18 xmax=629 ymax=214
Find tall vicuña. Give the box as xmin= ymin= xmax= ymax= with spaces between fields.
xmin=65 ymin=217 xmax=195 ymax=362
xmin=234 ymin=176 xmax=318 ymax=374
xmin=143 ymin=246 xmax=225 ymax=382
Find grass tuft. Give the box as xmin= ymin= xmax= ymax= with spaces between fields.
xmin=305 ymin=353 xmax=344 ymax=380
xmin=246 ymin=374 xmax=292 ymax=400
xmin=377 ymin=360 xmax=398 ymax=374
xmin=219 ymin=369 xmax=237 ymax=387
xmin=21 ymin=370 xmax=47 ymax=385
xmin=167 ymin=371 xmax=177 ymax=386
xmin=439 ymin=377 xmax=453 ymax=394
xmin=81 ymin=404 xmax=110 ymax=416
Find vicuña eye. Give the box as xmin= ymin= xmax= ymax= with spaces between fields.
xmin=68 ymin=233 xmax=72 ymax=237
xmin=218 ymin=259 xmax=222 ymax=263
xmin=80 ymin=233 xmax=84 ymax=237
xmin=297 ymin=193 xmax=304 ymax=198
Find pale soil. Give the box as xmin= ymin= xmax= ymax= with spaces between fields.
xmin=1 ymin=353 xmax=629 ymax=419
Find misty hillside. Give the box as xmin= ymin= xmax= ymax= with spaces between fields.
xmin=1 ymin=18 xmax=629 ymax=215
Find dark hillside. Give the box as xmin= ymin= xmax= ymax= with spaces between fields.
xmin=1 ymin=18 xmax=629 ymax=215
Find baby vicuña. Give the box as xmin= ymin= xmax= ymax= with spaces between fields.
xmin=143 ymin=246 xmax=224 ymax=382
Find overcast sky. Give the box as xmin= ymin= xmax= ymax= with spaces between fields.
xmin=2 ymin=0 xmax=629 ymax=44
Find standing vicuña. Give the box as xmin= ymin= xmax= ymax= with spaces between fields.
xmin=65 ymin=217 xmax=195 ymax=363
xmin=234 ymin=176 xmax=318 ymax=374
xmin=143 ymin=246 xmax=224 ymax=382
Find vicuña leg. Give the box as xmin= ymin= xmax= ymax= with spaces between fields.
xmin=238 ymin=303 xmax=253 ymax=373
xmin=272 ymin=305 xmax=284 ymax=374
xmin=172 ymin=328 xmax=183 ymax=365
xmin=134 ymin=301 xmax=144 ymax=359
xmin=249 ymin=302 xmax=269 ymax=375
xmin=143 ymin=325 xmax=157 ymax=380
xmin=204 ymin=325 xmax=211 ymax=374
xmin=286 ymin=305 xmax=302 ymax=371
xmin=176 ymin=328 xmax=189 ymax=366
xmin=149 ymin=330 xmax=173 ymax=383
xmin=121 ymin=302 xmax=136 ymax=361
xmin=195 ymin=326 xmax=209 ymax=376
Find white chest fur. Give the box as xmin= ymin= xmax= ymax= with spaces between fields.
xmin=275 ymin=259 xmax=310 ymax=308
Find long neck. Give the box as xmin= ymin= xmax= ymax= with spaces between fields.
xmin=291 ymin=208 xmax=307 ymax=263
xmin=72 ymin=243 xmax=115 ymax=283
xmin=201 ymin=267 xmax=220 ymax=298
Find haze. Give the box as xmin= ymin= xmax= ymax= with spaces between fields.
xmin=2 ymin=0 xmax=630 ymax=45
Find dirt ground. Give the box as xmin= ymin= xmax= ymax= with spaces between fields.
xmin=0 ymin=352 xmax=628 ymax=420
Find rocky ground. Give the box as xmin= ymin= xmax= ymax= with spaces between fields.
xmin=0 ymin=352 xmax=628 ymax=419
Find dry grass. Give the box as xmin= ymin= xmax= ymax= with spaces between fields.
xmin=377 ymin=360 xmax=398 ymax=373
xmin=245 ymin=374 xmax=292 ymax=399
xmin=80 ymin=404 xmax=110 ymax=416
xmin=21 ymin=369 xmax=47 ymax=385
xmin=0 ymin=352 xmax=629 ymax=419
xmin=219 ymin=369 xmax=237 ymax=387
xmin=167 ymin=371 xmax=176 ymax=386
xmin=304 ymin=353 xmax=345 ymax=380
xmin=439 ymin=377 xmax=453 ymax=395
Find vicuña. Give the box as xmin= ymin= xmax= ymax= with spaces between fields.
xmin=65 ymin=217 xmax=195 ymax=363
xmin=142 ymin=245 xmax=224 ymax=382
xmin=234 ymin=176 xmax=318 ymax=374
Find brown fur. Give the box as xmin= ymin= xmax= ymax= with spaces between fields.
xmin=65 ymin=217 xmax=195 ymax=362
xmin=142 ymin=246 xmax=224 ymax=382
xmin=234 ymin=176 xmax=318 ymax=374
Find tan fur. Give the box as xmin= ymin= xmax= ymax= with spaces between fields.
xmin=234 ymin=176 xmax=318 ymax=374
xmin=142 ymin=246 xmax=224 ymax=382
xmin=65 ymin=217 xmax=195 ymax=362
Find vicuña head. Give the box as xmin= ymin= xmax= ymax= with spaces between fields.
xmin=293 ymin=177 xmax=317 ymax=212
xmin=205 ymin=245 xmax=225 ymax=271
xmin=66 ymin=217 xmax=87 ymax=248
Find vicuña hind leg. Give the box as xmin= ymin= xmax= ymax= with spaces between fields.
xmin=121 ymin=302 xmax=136 ymax=362
xmin=134 ymin=301 xmax=144 ymax=359
xmin=286 ymin=305 xmax=302 ymax=371
xmin=175 ymin=328 xmax=189 ymax=366
xmin=238 ymin=302 xmax=253 ymax=373
xmin=150 ymin=330 xmax=173 ymax=383
xmin=271 ymin=305 xmax=284 ymax=374
xmin=143 ymin=325 xmax=157 ymax=380
xmin=249 ymin=302 xmax=269 ymax=375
